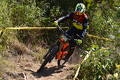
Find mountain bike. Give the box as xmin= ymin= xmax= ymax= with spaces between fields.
xmin=37 ymin=25 xmax=82 ymax=73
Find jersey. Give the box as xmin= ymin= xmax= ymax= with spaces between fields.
xmin=56 ymin=11 xmax=89 ymax=30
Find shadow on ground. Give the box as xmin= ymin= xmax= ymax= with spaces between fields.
xmin=24 ymin=66 xmax=65 ymax=78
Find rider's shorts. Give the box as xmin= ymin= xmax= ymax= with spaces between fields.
xmin=66 ymin=27 xmax=87 ymax=39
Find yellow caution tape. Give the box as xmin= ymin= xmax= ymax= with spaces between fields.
xmin=116 ymin=64 xmax=120 ymax=69
xmin=3 ymin=27 xmax=68 ymax=30
xmin=73 ymin=50 xmax=92 ymax=80
xmin=0 ymin=26 xmax=114 ymax=41
xmin=87 ymin=33 xmax=114 ymax=41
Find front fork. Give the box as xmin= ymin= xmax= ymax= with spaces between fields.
xmin=43 ymin=41 xmax=60 ymax=60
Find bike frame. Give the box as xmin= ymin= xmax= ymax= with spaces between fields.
xmin=37 ymin=25 xmax=82 ymax=72
xmin=55 ymin=35 xmax=70 ymax=60
xmin=55 ymin=25 xmax=80 ymax=61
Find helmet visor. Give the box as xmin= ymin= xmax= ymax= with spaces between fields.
xmin=76 ymin=6 xmax=82 ymax=12
xmin=75 ymin=3 xmax=85 ymax=13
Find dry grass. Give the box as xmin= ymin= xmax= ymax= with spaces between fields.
xmin=9 ymin=39 xmax=34 ymax=55
xmin=0 ymin=56 xmax=6 ymax=77
xmin=0 ymin=55 xmax=15 ymax=77
xmin=31 ymin=45 xmax=48 ymax=62
xmin=9 ymin=39 xmax=47 ymax=61
xmin=0 ymin=33 xmax=48 ymax=79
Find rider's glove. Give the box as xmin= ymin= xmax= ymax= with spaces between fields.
xmin=53 ymin=21 xmax=58 ymax=26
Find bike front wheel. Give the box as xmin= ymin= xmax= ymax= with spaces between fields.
xmin=37 ymin=44 xmax=59 ymax=73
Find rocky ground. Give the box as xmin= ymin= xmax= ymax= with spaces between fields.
xmin=2 ymin=54 xmax=75 ymax=80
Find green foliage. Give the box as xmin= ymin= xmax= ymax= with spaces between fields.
xmin=10 ymin=0 xmax=44 ymax=26
xmin=77 ymin=45 xmax=120 ymax=80
xmin=0 ymin=0 xmax=120 ymax=79
xmin=116 ymin=9 xmax=120 ymax=18
xmin=0 ymin=0 xmax=12 ymax=27
xmin=50 ymin=6 xmax=62 ymax=18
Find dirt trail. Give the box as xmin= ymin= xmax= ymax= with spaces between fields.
xmin=24 ymin=60 xmax=74 ymax=80
xmin=3 ymin=55 xmax=74 ymax=80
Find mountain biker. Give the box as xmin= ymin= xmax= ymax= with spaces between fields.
xmin=54 ymin=3 xmax=89 ymax=63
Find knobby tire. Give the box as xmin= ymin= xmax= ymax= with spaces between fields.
xmin=37 ymin=45 xmax=59 ymax=73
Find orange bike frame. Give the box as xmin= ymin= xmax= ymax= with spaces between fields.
xmin=56 ymin=38 xmax=70 ymax=60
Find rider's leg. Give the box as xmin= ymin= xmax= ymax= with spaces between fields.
xmin=66 ymin=27 xmax=77 ymax=36
xmin=78 ymin=29 xmax=87 ymax=38
xmin=62 ymin=40 xmax=76 ymax=65
xmin=64 ymin=46 xmax=75 ymax=60
xmin=63 ymin=28 xmax=86 ymax=64
xmin=63 ymin=28 xmax=77 ymax=62
xmin=62 ymin=46 xmax=75 ymax=66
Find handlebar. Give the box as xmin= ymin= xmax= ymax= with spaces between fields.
xmin=57 ymin=25 xmax=72 ymax=39
xmin=57 ymin=25 xmax=82 ymax=40
xmin=57 ymin=25 xmax=83 ymax=46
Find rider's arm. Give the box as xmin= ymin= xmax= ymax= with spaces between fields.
xmin=55 ymin=13 xmax=73 ymax=23
xmin=83 ymin=14 xmax=89 ymax=29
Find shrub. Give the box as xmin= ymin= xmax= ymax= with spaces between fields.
xmin=77 ymin=44 xmax=120 ymax=80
